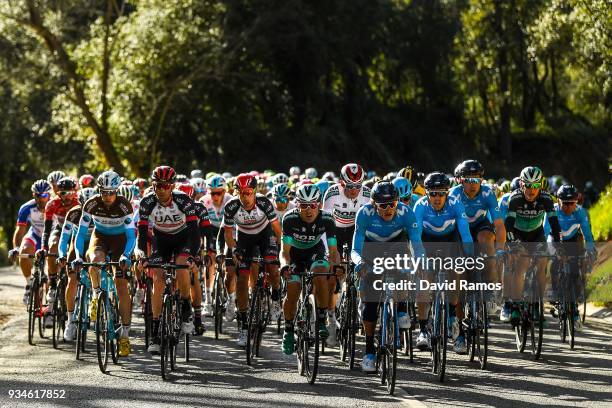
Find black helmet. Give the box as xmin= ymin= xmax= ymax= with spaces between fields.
xmin=371 ymin=182 xmax=398 ymax=203
xmin=424 ymin=172 xmax=450 ymax=190
xmin=510 ymin=176 xmax=521 ymax=191
xmin=57 ymin=177 xmax=77 ymax=191
xmin=455 ymin=160 xmax=484 ymax=178
xmin=557 ymin=184 xmax=579 ymax=201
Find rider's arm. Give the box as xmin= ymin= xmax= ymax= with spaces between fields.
xmin=350 ymin=208 xmax=367 ymax=267
xmin=58 ymin=219 xmax=75 ymax=259
xmin=504 ymin=194 xmax=517 ymax=241
xmin=453 ymin=199 xmax=474 ymax=256
xmin=404 ymin=208 xmax=425 ymax=258
xmin=323 ymin=211 xmax=339 ymax=264
xmin=12 ymin=225 xmax=27 ymax=249
xmin=487 ymin=187 xmax=506 ymax=249
xmin=122 ymin=212 xmax=137 ymax=258
xmin=74 ymin=209 xmax=92 ymax=259
xmin=41 ymin=201 xmax=54 ymax=250
xmin=544 ymin=196 xmax=561 ymax=243
xmin=578 ymin=207 xmax=596 ymax=251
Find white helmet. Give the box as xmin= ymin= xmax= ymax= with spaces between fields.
xmin=97 ymin=170 xmax=121 ymax=192
xmin=47 ymin=170 xmax=66 ymax=185
xmin=273 ymin=173 xmax=289 ymax=185
xmin=191 ymin=177 xmax=207 ymax=194
xmin=296 ymin=184 xmax=321 ymax=203
xmin=520 ymin=166 xmax=543 ymax=184
xmin=305 ymin=167 xmax=318 ymax=179
xmin=117 ymin=184 xmax=134 ymax=201
xmin=289 ymin=166 xmax=301 ymax=176
xmin=78 ymin=187 xmax=97 ymax=205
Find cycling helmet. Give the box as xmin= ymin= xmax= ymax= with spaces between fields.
xmin=340 ymin=163 xmax=365 ymax=185
xmin=371 ymin=182 xmax=398 ymax=204
xmin=296 ymin=184 xmax=321 ymax=203
xmin=78 ymin=187 xmax=97 ymax=205
xmin=31 ymin=179 xmax=52 ymax=195
xmin=175 ymin=174 xmax=188 ymax=183
xmin=208 ymin=175 xmax=227 ymax=190
xmin=392 ymin=177 xmax=412 ymax=199
xmin=191 ymin=177 xmax=207 ymax=194
xmin=557 ymin=184 xmax=579 ymax=201
xmin=190 ymin=169 xmax=203 ymax=179
xmin=510 ymin=177 xmax=521 ymax=191
xmin=424 ymin=172 xmax=450 ymax=190
xmin=47 ymin=170 xmax=66 ymax=185
xmin=97 ymin=170 xmax=122 ymax=191
xmin=152 ymin=166 xmax=176 ymax=183
xmin=79 ymin=174 xmax=95 ymax=189
xmin=455 ymin=160 xmax=484 ymax=178
xmin=366 ymin=170 xmax=377 ymax=179
xmin=133 ymin=178 xmax=148 ymax=189
xmin=57 ymin=176 xmax=77 ymax=191
xmin=289 ymin=166 xmax=301 ymax=176
xmin=273 ymin=173 xmax=289 ymax=185
xmin=117 ymin=184 xmax=134 ymax=201
xmin=305 ymin=167 xmax=318 ymax=179
xmin=235 ymin=173 xmax=257 ymax=190
xmin=322 ymin=171 xmax=336 ymax=181
xmin=500 ymin=180 xmax=511 ymax=193
xmin=272 ymin=183 xmax=291 ymax=199
xmin=222 ymin=172 xmax=233 ymax=179
xmin=206 ymin=171 xmax=218 ymax=180
xmin=541 ymin=177 xmax=550 ymax=192
xmin=315 ymin=180 xmax=331 ymax=199
xmin=382 ymin=172 xmax=396 ymax=181
xmin=520 ymin=166 xmax=543 ymax=183
xmin=397 ymin=166 xmax=415 ymax=183
xmin=176 ymin=182 xmax=194 ymax=197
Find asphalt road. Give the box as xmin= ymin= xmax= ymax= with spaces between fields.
xmin=0 ymin=266 xmax=611 ymax=408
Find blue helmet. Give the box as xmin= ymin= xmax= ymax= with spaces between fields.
xmin=392 ymin=177 xmax=412 ymax=199
xmin=272 ymin=183 xmax=290 ymax=200
xmin=31 ymin=179 xmax=52 ymax=195
xmin=207 ymin=175 xmax=227 ymax=190
xmin=315 ymin=180 xmax=331 ymax=200
xmin=371 ymin=182 xmax=398 ymax=204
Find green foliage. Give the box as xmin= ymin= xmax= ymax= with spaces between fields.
xmin=587 ymin=259 xmax=612 ymax=304
xmin=590 ymin=185 xmax=612 ymax=242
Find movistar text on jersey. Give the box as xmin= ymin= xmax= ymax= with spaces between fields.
xmin=372 ymin=255 xmax=485 ymax=275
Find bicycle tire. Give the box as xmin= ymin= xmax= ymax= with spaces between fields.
xmin=385 ymin=300 xmax=398 ymax=395
xmin=246 ymin=289 xmax=260 ymax=366
xmin=160 ymin=298 xmax=170 ymax=380
xmin=75 ymin=285 xmax=87 ymax=360
xmin=348 ymin=286 xmax=357 ymax=370
xmin=144 ymin=279 xmax=153 ymax=348
xmin=110 ymin=295 xmax=119 ymax=364
xmin=96 ymin=291 xmax=110 ymax=373
xmin=304 ymin=294 xmax=319 ymax=385
xmin=27 ymin=281 xmax=37 ymax=346
xmin=568 ymin=303 xmax=575 ymax=350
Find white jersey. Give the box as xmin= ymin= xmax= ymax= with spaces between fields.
xmin=322 ymin=183 xmax=371 ymax=229
xmin=199 ymin=192 xmax=232 ymax=228
xmin=275 ymin=201 xmax=296 ymax=223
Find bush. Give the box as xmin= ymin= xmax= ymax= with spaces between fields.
xmin=590 ymin=184 xmax=612 ymax=241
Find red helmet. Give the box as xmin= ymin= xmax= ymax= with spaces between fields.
xmin=340 ymin=163 xmax=365 ymax=185
xmin=133 ymin=178 xmax=148 ymax=189
xmin=152 ymin=165 xmax=176 ymax=183
xmin=79 ymin=174 xmax=95 ymax=189
xmin=235 ymin=173 xmax=257 ymax=190
xmin=177 ymin=182 xmax=194 ymax=197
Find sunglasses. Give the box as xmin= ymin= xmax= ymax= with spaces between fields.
xmin=211 ymin=191 xmax=223 ymax=196
xmin=195 ymin=188 xmax=206 ymax=194
xmin=59 ymin=190 xmax=74 ymax=197
xmin=275 ymin=197 xmax=288 ymax=204
xmin=154 ymin=182 xmax=173 ymax=190
xmin=462 ymin=177 xmax=482 ymax=184
xmin=298 ymin=202 xmax=318 ymax=209
xmin=523 ymin=182 xmax=541 ymax=189
xmin=35 ymin=193 xmax=50 ymax=199
xmin=561 ymin=201 xmax=577 ymax=206
xmin=100 ymin=189 xmax=116 ymax=196
xmin=344 ymin=183 xmax=362 ymax=190
xmin=376 ymin=201 xmax=398 ymax=209
xmin=400 ymin=197 xmax=411 ymax=203
xmin=427 ymin=190 xmax=448 ymax=197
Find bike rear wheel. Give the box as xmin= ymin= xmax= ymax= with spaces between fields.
xmin=75 ymin=285 xmax=87 ymax=360
xmin=27 ymin=282 xmax=37 ymax=345
xmin=567 ymin=303 xmax=575 ymax=350
xmin=96 ymin=291 xmax=110 ymax=373
xmin=144 ymin=279 xmax=153 ymax=348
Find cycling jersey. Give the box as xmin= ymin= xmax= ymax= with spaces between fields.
xmin=75 ymin=195 xmax=136 ymax=259
xmin=545 ymin=204 xmax=595 ymax=249
xmin=449 ymin=184 xmax=501 ymax=225
xmin=505 ymin=190 xmax=561 ymax=242
xmin=322 ymin=184 xmax=371 ymax=228
xmin=351 ymin=202 xmax=425 ymax=267
xmin=274 ymin=201 xmax=296 ymax=222
xmin=42 ymin=196 xmax=79 ymax=250
xmin=58 ymin=205 xmax=93 ymax=259
xmin=137 ymin=191 xmax=200 ymax=256
xmin=193 ymin=200 xmax=214 ymax=250
xmin=413 ymin=196 xmax=472 ymax=241
xmin=199 ymin=192 xmax=232 ymax=228
xmin=498 ymin=191 xmax=513 ymax=220
xmin=16 ymin=199 xmax=45 ymax=236
xmin=281 ymin=208 xmax=337 ymax=249
xmin=222 ymin=194 xmax=277 ymax=235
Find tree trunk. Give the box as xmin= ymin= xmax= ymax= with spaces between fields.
xmin=495 ymin=0 xmax=512 ymax=160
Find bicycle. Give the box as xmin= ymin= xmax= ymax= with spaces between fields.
xmin=146 ymin=262 xmax=190 ymax=380
xmin=374 ymin=272 xmax=401 ymax=395
xmin=212 ymin=255 xmax=227 ymax=340
xmin=580 ymin=253 xmax=593 ymax=324
xmin=337 ymin=244 xmax=358 ymax=370
xmin=293 ymin=266 xmax=337 ymax=385
xmin=401 ymin=300 xmax=418 ymax=363
xmin=429 ymin=250 xmax=450 ymax=383
xmin=246 ymin=255 xmax=272 ymax=366
xmin=80 ymin=260 xmax=122 ymax=373
xmin=18 ymin=254 xmax=46 ymax=345
xmin=141 ymin=268 xmax=154 ymax=349
xmin=553 ymin=253 xmax=588 ymax=350
xmin=72 ymin=263 xmax=93 ymax=360
xmin=52 ymin=263 xmax=68 ymax=349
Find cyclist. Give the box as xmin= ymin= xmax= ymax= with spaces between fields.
xmin=200 ymin=175 xmax=233 ymax=319
xmin=136 ymin=166 xmax=201 ymax=355
xmin=57 ymin=187 xmax=96 ymax=341
xmin=221 ymin=173 xmax=282 ymax=347
xmin=498 ymin=177 xmax=520 ymax=221
xmin=322 ymin=163 xmax=370 ymax=346
xmin=280 ymin=184 xmax=339 ymax=355
xmin=38 ymin=177 xmax=79 ymax=327
xmin=505 ymin=166 xmax=562 ymax=324
xmin=450 ymin=160 xmax=506 ymax=314
xmin=305 ymin=167 xmax=318 ymax=180
xmin=72 ymin=170 xmax=136 ymax=357
xmin=392 ymin=176 xmax=420 ymax=207
xmin=413 ymin=172 xmax=473 ymax=354
xmin=9 ymin=180 xmax=52 ymax=305
xmin=351 ymin=181 xmax=425 ymax=372
xmin=47 ymin=171 xmax=66 ymax=196
xmin=269 ymin=183 xmax=295 ymax=220
xmin=78 ymin=174 xmax=95 ymax=189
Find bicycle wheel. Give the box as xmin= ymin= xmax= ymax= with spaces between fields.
xmin=559 ymin=304 xmax=567 ymax=344
xmin=184 ymin=331 xmax=190 ymax=362
xmin=256 ymin=291 xmax=267 ymax=357
xmin=515 ymin=305 xmax=528 ymax=353
xmin=27 ymin=281 xmax=37 ymax=345
xmin=469 ymin=292 xmax=488 ymax=369
xmin=432 ymin=296 xmax=447 ymax=382
xmin=75 ymin=285 xmax=87 ymax=360
xmin=38 ymin=285 xmax=46 ymax=339
xmin=144 ymin=280 xmax=153 ymax=348
xmin=303 ymin=294 xmax=319 ymax=385
xmin=347 ymin=286 xmax=357 ymax=370
xmin=384 ymin=300 xmax=398 ymax=395
xmin=529 ymin=300 xmax=544 ymax=360
xmin=246 ymin=290 xmax=260 ymax=366
xmin=160 ymin=300 xmax=170 ymax=380
xmin=96 ymin=291 xmax=110 ymax=373
xmin=52 ymin=280 xmax=66 ymax=349
xmin=110 ymin=295 xmax=120 ymax=364
xmin=170 ymin=297 xmax=179 ymax=370
xmin=338 ymin=291 xmax=349 ymax=362
xmin=567 ymin=303 xmax=575 ymax=350
xmin=214 ymin=273 xmax=223 ymax=340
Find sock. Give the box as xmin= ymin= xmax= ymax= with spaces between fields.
xmin=182 ymin=298 xmax=192 ymax=320
xmin=419 ymin=320 xmax=428 ymax=332
xmin=121 ymin=324 xmax=130 ymax=338
xmin=365 ymin=335 xmax=375 ymax=355
xmin=194 ymin=306 xmax=202 ymax=322
xmin=271 ymin=288 xmax=280 ymax=302
xmin=206 ymin=290 xmax=212 ymax=303
xmin=152 ymin=319 xmax=160 ymax=337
